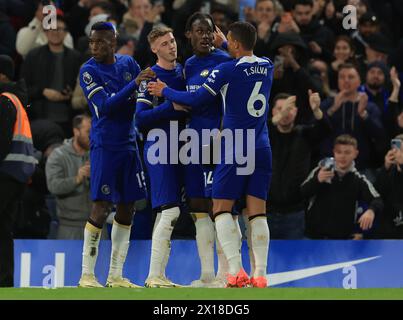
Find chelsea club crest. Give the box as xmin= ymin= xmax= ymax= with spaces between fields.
xmin=200 ymin=69 xmax=209 ymax=77
xmin=124 ymin=72 xmax=132 ymax=82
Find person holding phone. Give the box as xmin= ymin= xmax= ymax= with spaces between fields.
xmin=374 ymin=135 xmax=403 ymax=238
xmin=301 ymin=134 xmax=383 ymax=239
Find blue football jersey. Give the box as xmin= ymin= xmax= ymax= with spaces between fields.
xmin=80 ymin=54 xmax=140 ymax=151
xmin=136 ymin=63 xmax=186 ymax=135
xmin=184 ymin=49 xmax=231 ymax=133
xmin=202 ymin=55 xmax=274 ymax=150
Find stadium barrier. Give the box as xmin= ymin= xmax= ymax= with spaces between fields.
xmin=14 ymin=240 xmax=403 ymax=288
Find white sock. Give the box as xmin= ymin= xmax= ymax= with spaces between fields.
xmin=148 ymin=206 xmax=180 ymax=279
xmin=153 ymin=212 xmax=169 ymax=278
xmin=250 ymin=216 xmax=270 ymax=278
xmin=108 ymin=219 xmax=132 ymax=279
xmin=82 ymin=222 xmax=102 ymax=276
xmin=233 ymin=216 xmax=243 ymax=253
xmin=243 ymin=214 xmax=255 ymax=277
xmin=193 ymin=213 xmax=215 ymax=281
xmin=215 ymin=231 xmax=228 ymax=280
xmin=214 ymin=213 xmax=242 ymax=276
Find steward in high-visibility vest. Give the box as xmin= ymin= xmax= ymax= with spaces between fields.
xmin=0 ymin=92 xmax=37 ymax=183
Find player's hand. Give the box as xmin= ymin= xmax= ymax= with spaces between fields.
xmin=317 ymin=167 xmax=334 ymax=183
xmin=213 ymin=26 xmax=227 ymax=48
xmin=135 ymin=68 xmax=156 ymax=86
xmin=147 ymin=78 xmax=167 ymax=97
xmin=172 ymin=102 xmax=191 ymax=112
xmin=358 ymin=209 xmax=375 ymax=230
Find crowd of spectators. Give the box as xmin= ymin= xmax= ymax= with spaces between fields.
xmin=1 ymin=0 xmax=403 ymax=241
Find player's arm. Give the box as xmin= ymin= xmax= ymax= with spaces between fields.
xmin=148 ymin=64 xmax=229 ymax=109
xmin=80 ymin=66 xmax=154 ymax=117
xmin=136 ymin=80 xmax=184 ymax=129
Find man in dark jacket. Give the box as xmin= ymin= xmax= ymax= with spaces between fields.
xmin=20 ymin=15 xmax=81 ymax=137
xmin=291 ymin=0 xmax=335 ymax=62
xmin=269 ymin=31 xmax=322 ymax=124
xmin=301 ymin=134 xmax=383 ymax=239
xmin=0 ymin=55 xmax=28 ymax=105
xmin=268 ymin=91 xmax=332 ymax=239
xmin=374 ymin=134 xmax=403 ymax=238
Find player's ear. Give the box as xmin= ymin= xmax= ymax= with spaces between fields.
xmin=185 ymin=31 xmax=191 ymax=39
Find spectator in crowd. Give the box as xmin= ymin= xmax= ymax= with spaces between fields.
xmin=329 ymin=35 xmax=356 ymax=91
xmin=363 ymin=32 xmax=392 ymax=65
xmin=253 ymin=0 xmax=280 ymax=58
xmin=132 ymin=1 xmax=166 ymax=68
xmin=46 ymin=114 xmax=107 ymax=240
xmin=359 ymin=62 xmax=401 ymax=139
xmin=301 ymin=134 xmax=383 ymax=239
xmin=0 ymin=55 xmax=28 ymax=105
xmin=16 ymin=1 xmax=74 ymax=58
xmin=291 ymin=0 xmax=335 ymax=62
xmin=268 ymin=91 xmax=332 ymax=239
xmin=20 ymin=15 xmax=81 ymax=137
xmin=120 ymin=0 xmax=152 ymax=41
xmin=374 ymin=134 xmax=403 ymax=239
xmin=66 ymin=0 xmax=97 ymax=44
xmin=0 ymin=6 xmax=16 ymax=56
xmin=270 ymin=31 xmax=323 ymax=124
xmin=0 ymin=92 xmax=36 ymax=287
xmin=211 ymin=2 xmax=236 ymax=35
xmin=320 ymin=63 xmax=387 ymax=178
xmin=350 ymin=12 xmax=379 ymax=59
xmin=25 ymin=119 xmax=64 ymax=239
xmin=76 ymin=1 xmax=116 ymax=60
xmin=309 ymin=58 xmax=336 ymax=98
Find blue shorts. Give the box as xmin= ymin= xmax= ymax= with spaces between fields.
xmin=90 ymin=147 xmax=147 ymax=204
xmin=184 ymin=163 xmax=213 ymax=199
xmin=143 ymin=144 xmax=183 ymax=209
xmin=212 ymin=147 xmax=272 ymax=201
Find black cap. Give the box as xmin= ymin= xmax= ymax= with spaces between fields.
xmin=0 ymin=55 xmax=14 ymax=80
xmin=359 ymin=12 xmax=378 ymax=25
xmin=366 ymin=33 xmax=393 ymax=54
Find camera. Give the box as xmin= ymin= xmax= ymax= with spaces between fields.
xmin=320 ymin=157 xmax=335 ymax=171
xmin=391 ymin=139 xmax=402 ymax=150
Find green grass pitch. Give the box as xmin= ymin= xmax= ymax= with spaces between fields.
xmin=1 ymin=288 xmax=403 ymax=300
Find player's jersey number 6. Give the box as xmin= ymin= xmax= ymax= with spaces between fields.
xmin=247 ymin=81 xmax=266 ymax=118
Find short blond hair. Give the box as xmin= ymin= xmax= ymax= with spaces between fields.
xmin=147 ymin=26 xmax=174 ymax=45
xmin=334 ymin=134 xmax=358 ymax=148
